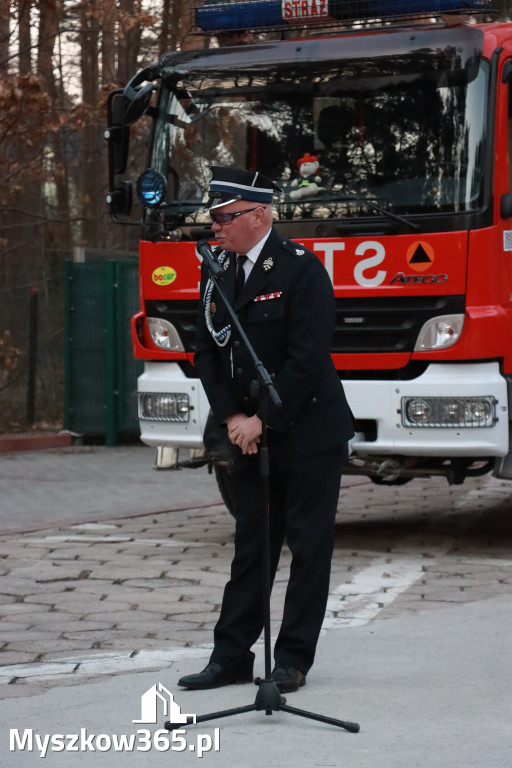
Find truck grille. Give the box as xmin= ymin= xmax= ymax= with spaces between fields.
xmin=147 ymin=294 xmax=465 ymax=358
xmin=333 ymin=295 xmax=465 ymax=353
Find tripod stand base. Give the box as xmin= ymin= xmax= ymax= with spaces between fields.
xmin=164 ymin=679 xmax=360 ymax=733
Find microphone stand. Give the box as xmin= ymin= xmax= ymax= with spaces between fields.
xmin=164 ymin=242 xmax=360 ymax=734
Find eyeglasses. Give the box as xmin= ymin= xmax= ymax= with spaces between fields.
xmin=210 ymin=206 xmax=265 ymax=226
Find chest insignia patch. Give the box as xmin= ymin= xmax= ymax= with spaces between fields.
xmin=254 ymin=291 xmax=283 ymax=302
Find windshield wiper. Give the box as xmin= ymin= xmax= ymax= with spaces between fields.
xmin=342 ymin=192 xmax=419 ymax=232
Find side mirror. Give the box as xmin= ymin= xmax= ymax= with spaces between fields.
xmin=124 ymin=83 xmax=155 ymax=126
xmin=106 ymin=90 xmax=130 ymax=175
xmin=500 ymin=193 xmax=512 ymax=219
xmin=502 ymin=59 xmax=512 ymax=84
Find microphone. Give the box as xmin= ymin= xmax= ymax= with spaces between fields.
xmin=196 ymin=239 xmax=224 ymax=277
xmin=196 ymin=239 xmax=214 ymax=260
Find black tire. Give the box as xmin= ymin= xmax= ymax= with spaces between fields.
xmin=214 ymin=463 xmax=235 ymax=517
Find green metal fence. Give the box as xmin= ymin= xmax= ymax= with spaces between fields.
xmin=64 ymin=260 xmax=142 ymax=445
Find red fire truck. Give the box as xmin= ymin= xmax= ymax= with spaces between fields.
xmin=106 ymin=0 xmax=512 ymax=506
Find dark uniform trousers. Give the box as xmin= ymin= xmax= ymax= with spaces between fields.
xmin=194 ymin=228 xmax=354 ymax=676
xmin=210 ymin=442 xmax=348 ymax=676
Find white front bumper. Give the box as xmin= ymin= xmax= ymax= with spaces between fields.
xmin=137 ymin=360 xmax=509 ymax=459
xmin=137 ymin=362 xmax=209 ymax=450
xmin=344 ymin=362 xmax=509 ymax=457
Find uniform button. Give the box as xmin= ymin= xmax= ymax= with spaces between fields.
xmin=263 ymin=313 xmax=268 ymax=319
xmin=312 ymin=397 xmax=317 ymax=403
xmin=236 ymin=368 xmax=243 ymax=375
xmin=243 ymin=396 xmax=249 ymax=401
xmin=234 ymin=340 xmax=240 ymax=348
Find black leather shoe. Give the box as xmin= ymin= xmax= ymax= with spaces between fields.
xmin=178 ymin=663 xmax=253 ymax=690
xmin=271 ymin=664 xmax=306 ymax=693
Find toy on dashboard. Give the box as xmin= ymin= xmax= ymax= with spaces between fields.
xmin=289 ymin=152 xmax=322 ymax=200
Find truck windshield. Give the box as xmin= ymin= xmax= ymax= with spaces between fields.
xmin=150 ymin=54 xmax=489 ymax=227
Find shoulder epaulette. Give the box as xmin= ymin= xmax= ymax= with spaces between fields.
xmin=280 ymin=239 xmax=310 ymax=258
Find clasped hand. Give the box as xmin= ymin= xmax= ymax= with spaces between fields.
xmin=226 ymin=413 xmax=262 ymax=455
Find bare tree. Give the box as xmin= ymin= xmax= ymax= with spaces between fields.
xmin=0 ymin=0 xmax=201 ymax=431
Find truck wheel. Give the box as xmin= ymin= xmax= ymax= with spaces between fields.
xmin=214 ymin=464 xmax=234 ymax=517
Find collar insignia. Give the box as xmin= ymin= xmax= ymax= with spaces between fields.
xmin=295 ymin=248 xmax=305 ymax=255
xmin=262 ymin=257 xmax=274 ymax=272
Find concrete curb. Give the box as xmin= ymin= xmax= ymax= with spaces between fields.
xmin=0 ymin=432 xmax=77 ymax=453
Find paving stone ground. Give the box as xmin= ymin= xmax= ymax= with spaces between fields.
xmin=1 ymin=445 xmax=510 ymax=703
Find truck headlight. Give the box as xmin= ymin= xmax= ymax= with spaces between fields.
xmin=138 ymin=393 xmax=190 ymax=422
xmin=401 ymin=396 xmax=496 ymax=428
xmin=147 ymin=318 xmax=184 ymax=351
xmin=414 ymin=314 xmax=464 ymax=351
xmin=137 ymin=169 xmax=167 ymax=207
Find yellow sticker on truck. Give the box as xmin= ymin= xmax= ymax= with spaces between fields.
xmin=152 ymin=267 xmax=176 ymax=286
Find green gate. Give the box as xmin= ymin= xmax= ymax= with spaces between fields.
xmin=64 ymin=260 xmax=143 ymax=445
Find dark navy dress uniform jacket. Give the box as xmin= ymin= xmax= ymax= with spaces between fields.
xmin=194 ymin=226 xmax=354 ymax=455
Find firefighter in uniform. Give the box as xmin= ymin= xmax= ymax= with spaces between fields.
xmin=178 ymin=166 xmax=354 ymax=693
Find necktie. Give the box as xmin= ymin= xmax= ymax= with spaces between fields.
xmin=235 ymin=254 xmax=247 ymax=298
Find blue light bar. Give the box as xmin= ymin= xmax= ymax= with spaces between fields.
xmin=196 ymin=1 xmax=282 ymax=31
xmin=195 ymin=1 xmax=492 ymax=33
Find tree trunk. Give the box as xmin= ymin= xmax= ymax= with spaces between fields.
xmin=0 ymin=0 xmax=10 ymax=74
xmin=37 ymin=0 xmax=59 ymax=98
xmin=38 ymin=0 xmax=71 ymax=250
xmin=79 ymin=0 xmax=101 ymax=247
xmin=118 ymin=0 xmax=142 ymax=85
xmin=101 ymin=0 xmax=117 ymax=88
xmin=159 ymin=0 xmax=170 ymax=57
xmin=18 ymin=0 xmax=32 ymax=75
